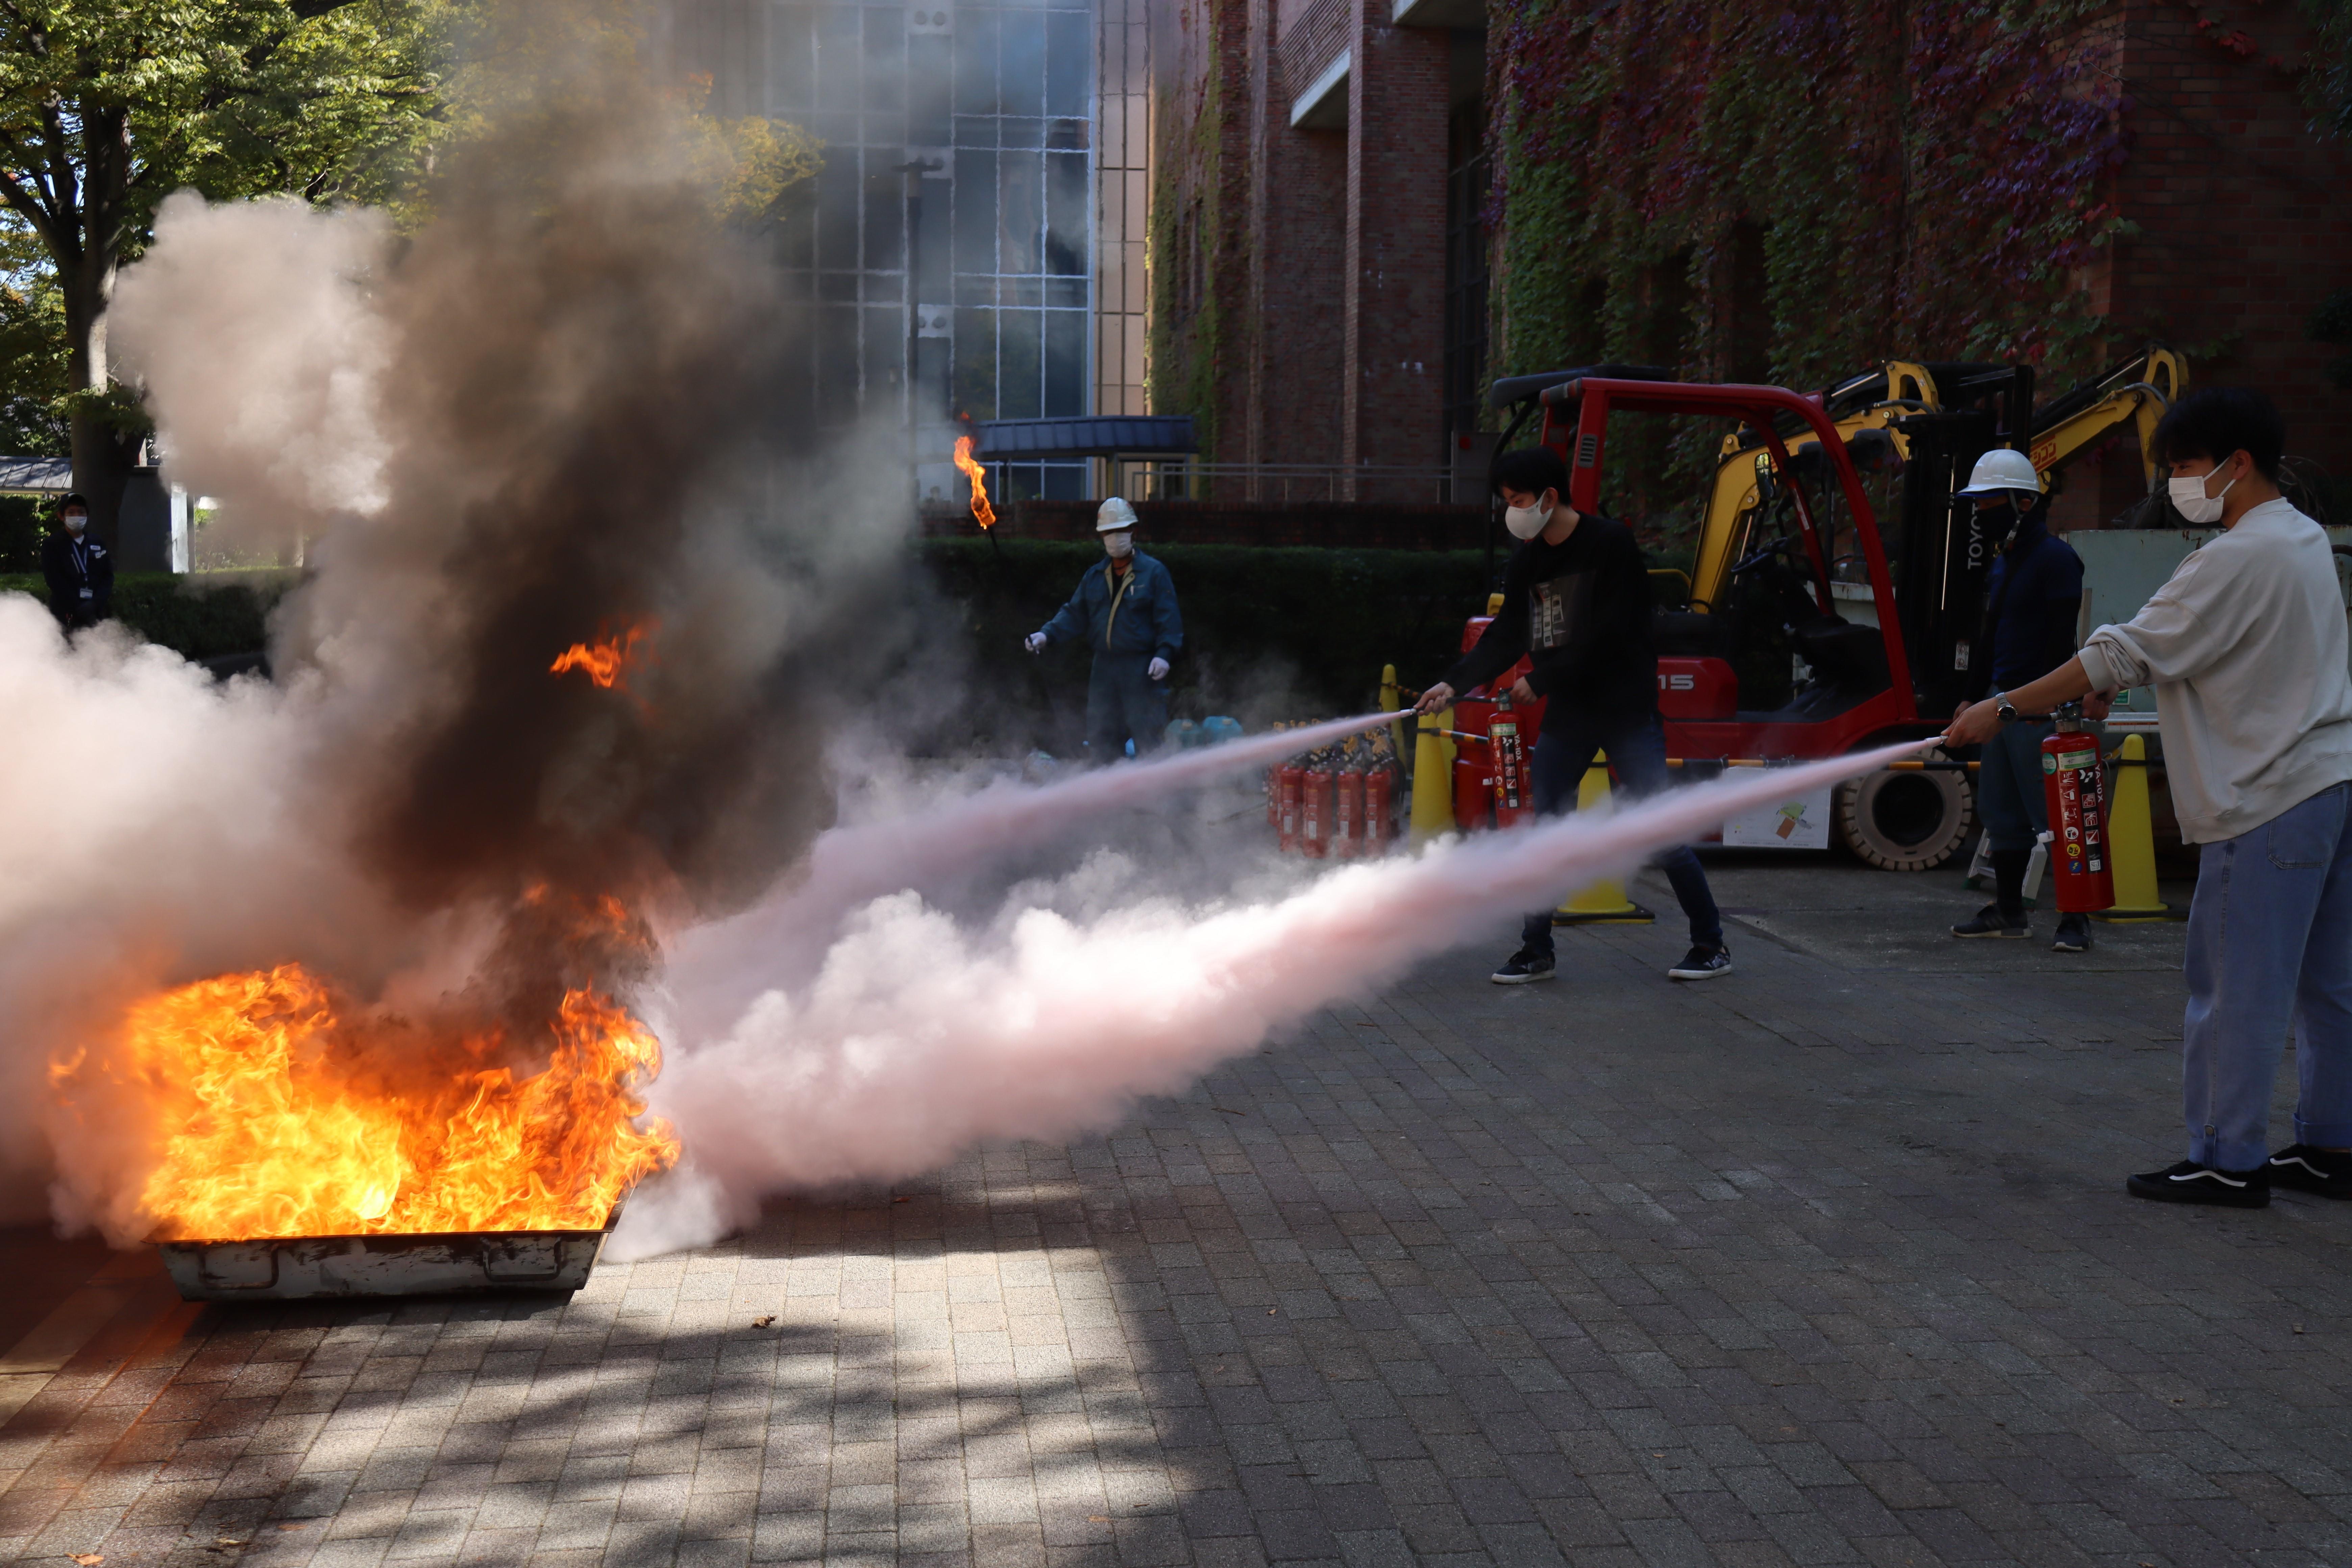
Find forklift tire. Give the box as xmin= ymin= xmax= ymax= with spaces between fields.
xmin=1834 ymin=762 xmax=1974 ymax=872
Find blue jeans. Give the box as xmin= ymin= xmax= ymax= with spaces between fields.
xmin=1086 ymin=652 xmax=1166 ymax=760
xmin=2182 ymin=781 xmax=2352 ymax=1170
xmin=1520 ymin=714 xmax=1724 ymax=956
xmin=1977 ymin=720 xmax=2053 ymax=854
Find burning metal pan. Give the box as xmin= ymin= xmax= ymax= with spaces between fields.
xmin=156 ymin=1207 xmax=620 ymax=1302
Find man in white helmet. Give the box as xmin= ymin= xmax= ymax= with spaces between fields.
xmin=1944 ymin=446 xmax=2091 ymax=950
xmin=1024 ymin=497 xmax=1185 ymax=760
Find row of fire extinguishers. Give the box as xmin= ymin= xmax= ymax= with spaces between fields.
xmin=1265 ymin=727 xmax=1404 ymax=857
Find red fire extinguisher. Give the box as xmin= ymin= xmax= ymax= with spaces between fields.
xmin=1277 ymin=763 xmax=1304 ymax=853
xmin=1301 ymin=767 xmax=1335 ymax=858
xmin=1489 ymin=693 xmax=1532 ymax=829
xmin=1334 ymin=769 xmax=1364 ymax=858
xmin=2041 ymin=703 xmax=2114 ymax=913
xmin=1366 ymin=766 xmax=1393 ymax=851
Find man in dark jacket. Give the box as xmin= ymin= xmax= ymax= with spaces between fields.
xmin=1026 ymin=497 xmax=1185 ymax=761
xmin=39 ymin=492 xmax=110 ymax=631
xmin=1415 ymin=446 xmax=1729 ymax=985
xmin=1944 ymin=448 xmax=2091 ymax=952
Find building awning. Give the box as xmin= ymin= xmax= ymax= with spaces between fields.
xmin=975 ymin=416 xmax=1197 ymax=459
xmin=0 ymin=456 xmax=73 ymax=494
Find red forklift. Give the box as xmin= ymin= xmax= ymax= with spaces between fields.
xmin=1443 ymin=361 xmax=2055 ymax=869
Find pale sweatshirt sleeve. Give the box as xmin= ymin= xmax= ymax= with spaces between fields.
xmin=2078 ymin=552 xmax=2222 ymax=692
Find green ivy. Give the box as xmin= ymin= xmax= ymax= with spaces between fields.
xmin=1486 ymin=0 xmax=2132 ymax=548
xmin=1145 ymin=18 xmax=1235 ymax=458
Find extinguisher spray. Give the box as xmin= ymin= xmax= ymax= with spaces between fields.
xmin=2040 ymin=702 xmax=2115 ymax=913
xmin=1489 ymin=692 xmax=1532 ymax=829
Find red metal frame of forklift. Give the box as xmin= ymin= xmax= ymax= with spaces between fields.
xmin=1538 ymin=376 xmax=1931 ymax=761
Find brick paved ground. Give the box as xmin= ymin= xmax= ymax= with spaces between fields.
xmin=5 ymin=858 xmax=2350 ymax=1568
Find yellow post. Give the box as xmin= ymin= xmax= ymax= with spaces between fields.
xmin=1409 ymin=709 xmax=1456 ymax=843
xmin=1378 ymin=663 xmax=1406 ymax=759
xmin=2097 ymin=732 xmax=2173 ymax=921
xmin=1553 ymin=752 xmax=1656 ymax=924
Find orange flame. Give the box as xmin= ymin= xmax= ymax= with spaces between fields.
xmin=953 ymin=435 xmax=997 ymax=530
xmin=550 ymin=624 xmax=650 ymax=688
xmin=76 ymin=965 xmax=678 ymax=1240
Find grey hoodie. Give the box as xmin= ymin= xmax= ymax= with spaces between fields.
xmin=2078 ymin=499 xmax=2352 ymax=843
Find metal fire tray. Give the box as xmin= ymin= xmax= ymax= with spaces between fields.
xmin=156 ymin=1207 xmax=620 ymax=1302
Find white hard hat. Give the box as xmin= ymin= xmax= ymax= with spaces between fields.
xmin=1954 ymin=447 xmax=2045 ymax=497
xmin=1095 ymin=496 xmax=1139 ymax=533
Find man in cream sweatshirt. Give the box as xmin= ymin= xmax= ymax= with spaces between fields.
xmin=1947 ymin=386 xmax=2352 ymax=1208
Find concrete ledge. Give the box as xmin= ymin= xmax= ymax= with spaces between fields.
xmin=1289 ymin=49 xmax=1349 ymax=129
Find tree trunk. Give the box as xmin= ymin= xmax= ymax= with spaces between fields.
xmin=62 ymin=250 xmax=133 ymax=551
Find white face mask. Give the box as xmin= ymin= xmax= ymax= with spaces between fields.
xmin=61 ymin=513 xmax=85 ymax=535
xmin=1103 ymin=531 xmax=1134 ymax=559
xmin=1502 ymin=501 xmax=1551 ymax=541
xmin=2167 ymin=464 xmax=2237 ymax=526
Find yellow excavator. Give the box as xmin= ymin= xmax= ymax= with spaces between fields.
xmin=1687 ymin=345 xmax=2188 ymax=619
xmin=1666 ymin=345 xmax=2184 ymax=870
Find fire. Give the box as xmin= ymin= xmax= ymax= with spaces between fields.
xmin=550 ymin=623 xmax=650 ymax=688
xmin=80 ymin=965 xmax=678 ymax=1240
xmin=953 ymin=435 xmax=997 ymax=530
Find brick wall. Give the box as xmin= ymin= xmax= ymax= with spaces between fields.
xmin=2078 ymin=0 xmax=2352 ymax=525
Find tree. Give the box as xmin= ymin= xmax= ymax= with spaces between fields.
xmin=0 ymin=1 xmax=453 ymax=542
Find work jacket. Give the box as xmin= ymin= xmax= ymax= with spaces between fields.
xmin=40 ymin=530 xmax=112 ymax=627
xmin=1041 ymin=552 xmax=1184 ymax=662
xmin=1969 ymin=509 xmax=2082 ymax=697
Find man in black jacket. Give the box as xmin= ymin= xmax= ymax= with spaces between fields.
xmin=39 ymin=493 xmax=110 ymax=631
xmin=1415 ymin=447 xmax=1729 ymax=984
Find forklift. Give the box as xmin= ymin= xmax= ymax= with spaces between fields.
xmin=1452 ymin=346 xmax=2186 ymax=870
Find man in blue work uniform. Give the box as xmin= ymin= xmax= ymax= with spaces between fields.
xmin=1946 ymin=448 xmax=2092 ymax=952
xmin=1025 ymin=497 xmax=1185 ymax=761
xmin=39 ymin=492 xmax=110 ymax=631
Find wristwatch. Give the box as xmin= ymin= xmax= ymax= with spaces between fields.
xmin=1994 ymin=692 xmax=2019 ymax=723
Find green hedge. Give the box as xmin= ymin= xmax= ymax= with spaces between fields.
xmin=0 ymin=570 xmax=295 ymax=661
xmin=921 ymin=540 xmax=1495 ymax=744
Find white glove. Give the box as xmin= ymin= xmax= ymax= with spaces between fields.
xmin=1148 ymin=656 xmax=1170 ymax=681
xmin=1024 ymin=632 xmax=1047 ymax=654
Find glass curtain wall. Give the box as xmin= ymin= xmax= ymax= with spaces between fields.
xmin=765 ymin=0 xmax=1095 ymax=503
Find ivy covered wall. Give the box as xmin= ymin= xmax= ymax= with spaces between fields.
xmin=1486 ymin=0 xmax=2131 ymax=531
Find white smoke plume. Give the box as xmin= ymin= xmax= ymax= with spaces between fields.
xmin=618 ymin=740 xmax=1924 ymax=1257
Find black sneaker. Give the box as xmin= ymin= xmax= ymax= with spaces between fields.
xmin=1951 ymin=904 xmax=2029 ymax=938
xmin=2052 ymin=914 xmax=2091 ymax=953
xmin=2126 ymin=1159 xmax=2271 ymax=1208
xmin=2266 ymin=1144 xmax=2352 ymax=1199
xmin=1491 ymin=949 xmax=1555 ymax=985
xmin=1666 ymin=946 xmax=1732 ymax=981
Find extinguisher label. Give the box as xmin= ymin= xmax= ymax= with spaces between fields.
xmin=2056 ymin=748 xmax=2098 ymax=769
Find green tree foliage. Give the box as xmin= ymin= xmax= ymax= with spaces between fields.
xmin=0 ymin=0 xmax=457 ymax=531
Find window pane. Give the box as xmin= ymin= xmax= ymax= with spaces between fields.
xmin=864 ymin=169 xmax=903 ymax=272
xmin=864 ymin=305 xmax=904 ymax=409
xmin=818 ymin=305 xmax=860 ymax=420
xmin=953 ymin=307 xmax=997 ymax=420
xmin=818 ymin=6 xmax=859 ymax=109
xmin=954 ymin=9 xmax=997 ymax=115
xmin=817 ymin=154 xmax=860 ymax=271
xmin=1000 ymin=11 xmax=1046 ymax=117
xmin=864 ymin=9 xmax=904 ymax=111
xmin=1044 ymin=309 xmax=1084 ymax=416
xmin=953 ymin=149 xmax=997 ymax=274
xmin=998 ymin=308 xmax=1042 ymax=417
xmin=907 ymin=35 xmax=952 ymax=142
xmin=769 ymin=6 xmax=814 ymax=112
xmin=1046 ymin=11 xmax=1089 ymax=117
xmin=1046 ymin=150 xmax=1085 ymax=276
xmin=999 ymin=151 xmax=1042 ymax=275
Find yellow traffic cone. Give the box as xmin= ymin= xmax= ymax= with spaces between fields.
xmin=1378 ymin=663 xmax=1407 ymax=761
xmin=1409 ymin=708 xmax=1456 ymax=844
xmin=1554 ymin=752 xmax=1656 ymax=924
xmin=2097 ymin=732 xmax=2174 ymax=921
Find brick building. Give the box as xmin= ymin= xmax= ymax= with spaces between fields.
xmin=1151 ymin=0 xmax=2352 ymax=526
